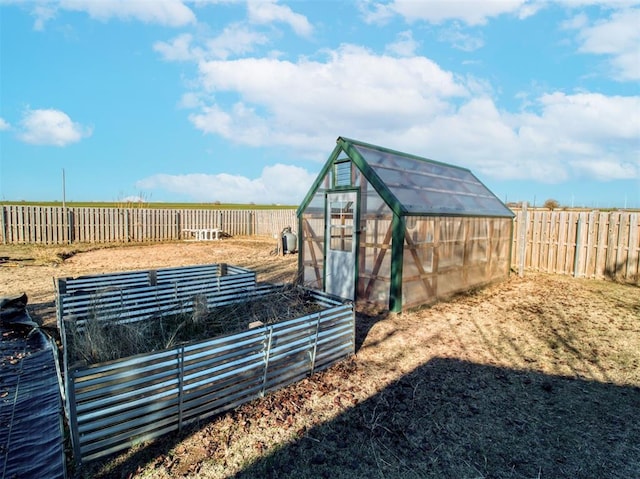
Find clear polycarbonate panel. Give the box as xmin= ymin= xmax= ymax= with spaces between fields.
xmin=352 ymin=143 xmax=513 ymax=217
xmin=328 ymin=199 xmax=354 ymax=252
xmin=300 ymin=187 xmax=326 ymax=289
xmin=301 ymin=216 xmax=324 ymax=289
xmin=357 ymin=178 xmax=393 ymax=306
xmin=401 ymin=216 xmax=513 ymax=309
xmin=304 ymin=190 xmax=325 ymax=215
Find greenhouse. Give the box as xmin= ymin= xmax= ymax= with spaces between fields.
xmin=297 ymin=137 xmax=515 ymax=312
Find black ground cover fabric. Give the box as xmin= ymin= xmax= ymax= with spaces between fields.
xmin=1 ymin=295 xmax=66 ymax=479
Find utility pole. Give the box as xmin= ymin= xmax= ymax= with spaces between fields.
xmin=62 ymin=168 xmax=66 ymax=209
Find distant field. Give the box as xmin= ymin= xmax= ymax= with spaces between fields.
xmin=0 ymin=201 xmax=297 ymax=210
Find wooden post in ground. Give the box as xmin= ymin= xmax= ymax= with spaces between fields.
xmin=518 ymin=202 xmax=528 ymax=277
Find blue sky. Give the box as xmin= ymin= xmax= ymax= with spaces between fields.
xmin=0 ymin=0 xmax=638 ymax=208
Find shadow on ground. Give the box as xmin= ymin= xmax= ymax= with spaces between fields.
xmin=354 ymin=308 xmax=390 ymax=352
xmin=233 ymin=357 xmax=640 ymax=479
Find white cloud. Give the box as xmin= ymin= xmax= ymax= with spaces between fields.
xmin=154 ymin=33 xmax=200 ymax=62
xmin=202 ymin=53 xmax=640 ymax=183
xmin=189 ymin=103 xmax=267 ymax=146
xmin=24 ymin=0 xmax=196 ymax=29
xmin=18 ymin=108 xmax=92 ymax=146
xmin=205 ymin=24 xmax=270 ymax=59
xmin=155 ymin=25 xmax=270 ymax=62
xmin=534 ymin=92 xmax=640 ymax=141
xmin=144 ymin=88 xmax=639 ymax=203
xmin=385 ymin=30 xmax=419 ymax=57
xmin=247 ymin=0 xmax=313 ymax=37
xmin=0 ymin=118 xmax=10 ymax=131
xmin=570 ymin=8 xmax=640 ymax=81
xmin=568 ymin=157 xmax=638 ymax=179
xmin=191 ymin=44 xmax=468 ymax=153
xmin=437 ymin=23 xmax=484 ymax=51
xmin=32 ymin=3 xmax=57 ymax=31
xmin=554 ymin=0 xmax=639 ymax=8
xmin=136 ymin=163 xmax=316 ymax=204
xmin=382 ymin=0 xmax=533 ymax=26
xmin=178 ymin=91 xmax=204 ymax=109
xmin=180 ymin=43 xmax=639 ymax=183
xmin=358 ymin=1 xmax=395 ymax=25
xmin=415 ymin=92 xmax=640 ymax=182
xmin=66 ymin=0 xmax=196 ymax=26
xmin=561 ymin=12 xmax=589 ymax=30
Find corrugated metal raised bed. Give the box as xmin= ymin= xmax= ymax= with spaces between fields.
xmin=56 ymin=263 xmax=256 ymax=330
xmin=56 ymin=265 xmax=354 ymax=466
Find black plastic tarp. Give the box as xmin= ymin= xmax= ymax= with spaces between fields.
xmin=1 ymin=294 xmax=66 ymax=479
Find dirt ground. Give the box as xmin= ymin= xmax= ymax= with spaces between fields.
xmin=1 ymin=238 xmax=639 ymax=478
xmin=0 ymin=237 xmax=297 ymax=329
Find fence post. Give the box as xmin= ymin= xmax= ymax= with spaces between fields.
xmin=176 ymin=210 xmax=181 ymax=241
xmin=68 ymin=207 xmax=74 ymax=244
xmin=605 ymin=212 xmax=619 ymax=279
xmin=61 ymin=205 xmax=67 ymax=244
xmin=573 ymin=214 xmax=582 ymax=278
xmin=518 ymin=202 xmax=528 ymax=277
xmin=1 ymin=205 xmax=6 ymax=244
xmin=627 ymin=213 xmax=639 ymax=282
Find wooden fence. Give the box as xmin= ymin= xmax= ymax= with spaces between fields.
xmin=2 ymin=204 xmax=639 ymax=283
xmin=512 ymin=206 xmax=639 ymax=283
xmin=0 ymin=205 xmax=297 ymax=244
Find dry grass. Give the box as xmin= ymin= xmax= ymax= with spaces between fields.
xmin=65 ymin=285 xmax=323 ymax=364
xmin=84 ymin=272 xmax=639 ymax=479
xmin=2 ymin=239 xmax=638 ymax=478
xmin=0 ymin=242 xmax=124 ymax=266
xmin=0 ymin=237 xmax=297 ymax=329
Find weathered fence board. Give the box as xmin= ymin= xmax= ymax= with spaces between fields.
xmin=4 ymin=204 xmax=639 ymax=283
xmin=512 ymin=208 xmax=639 ymax=283
xmin=1 ymin=205 xmax=297 ymax=244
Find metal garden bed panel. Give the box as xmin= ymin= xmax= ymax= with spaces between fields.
xmin=56 ymin=264 xmax=257 ymax=331
xmin=56 ymin=264 xmax=242 ymax=294
xmin=56 ymin=263 xmax=250 ymax=294
xmin=59 ymin=281 xmax=354 ymax=466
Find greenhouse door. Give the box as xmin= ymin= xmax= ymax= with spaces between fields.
xmin=325 ymin=192 xmax=357 ymax=300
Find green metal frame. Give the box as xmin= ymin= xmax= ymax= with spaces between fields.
xmin=336 ymin=137 xmax=405 ymax=217
xmin=389 ymin=213 xmax=405 ymax=312
xmin=297 ymin=143 xmax=343 ymax=217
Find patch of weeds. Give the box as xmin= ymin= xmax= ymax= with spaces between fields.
xmin=66 ymin=285 xmax=324 ymax=364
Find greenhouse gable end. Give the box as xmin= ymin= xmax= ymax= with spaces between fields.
xmin=297 ymin=136 xmax=515 ymax=312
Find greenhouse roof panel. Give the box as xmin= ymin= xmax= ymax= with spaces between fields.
xmin=346 ymin=139 xmax=514 ymax=217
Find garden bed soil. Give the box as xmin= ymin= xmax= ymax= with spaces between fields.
xmin=66 ymin=285 xmax=324 ymax=364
